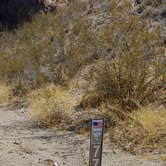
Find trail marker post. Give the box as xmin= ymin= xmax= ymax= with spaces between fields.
xmin=89 ymin=119 xmax=104 ymax=166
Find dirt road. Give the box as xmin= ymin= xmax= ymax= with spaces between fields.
xmin=0 ymin=106 xmax=165 ymax=166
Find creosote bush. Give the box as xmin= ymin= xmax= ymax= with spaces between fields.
xmin=89 ymin=9 xmax=165 ymax=111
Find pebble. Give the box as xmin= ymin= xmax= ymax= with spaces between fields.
xmin=13 ymin=140 xmax=22 ymax=145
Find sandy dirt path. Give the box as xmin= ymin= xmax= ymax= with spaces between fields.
xmin=0 ymin=106 xmax=165 ymax=166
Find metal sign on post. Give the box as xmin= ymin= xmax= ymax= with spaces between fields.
xmin=89 ymin=119 xmax=104 ymax=166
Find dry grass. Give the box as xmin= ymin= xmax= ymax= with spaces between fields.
xmin=0 ymin=0 xmax=165 ymax=155
xmin=26 ymin=84 xmax=81 ymax=128
xmin=132 ymin=106 xmax=166 ymax=137
xmin=112 ymin=106 xmax=166 ymax=154
xmin=0 ymin=83 xmax=12 ymax=105
xmin=161 ymin=155 xmax=166 ymax=161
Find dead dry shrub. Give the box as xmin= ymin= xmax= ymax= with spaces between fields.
xmin=27 ymin=84 xmax=73 ymax=127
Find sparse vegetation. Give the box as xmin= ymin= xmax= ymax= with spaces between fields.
xmin=83 ymin=3 xmax=165 ymax=111
xmin=112 ymin=106 xmax=166 ymax=154
xmin=0 ymin=3 xmax=96 ymax=90
xmin=0 ymin=0 xmax=165 ymax=154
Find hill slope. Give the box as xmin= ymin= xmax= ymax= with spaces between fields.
xmin=0 ymin=0 xmax=165 ymax=157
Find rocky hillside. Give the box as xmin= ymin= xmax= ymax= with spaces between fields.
xmin=0 ymin=0 xmax=165 ymax=155
xmin=1 ymin=0 xmax=165 ymax=37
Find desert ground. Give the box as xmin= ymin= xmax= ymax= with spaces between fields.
xmin=0 ymin=106 xmax=165 ymax=166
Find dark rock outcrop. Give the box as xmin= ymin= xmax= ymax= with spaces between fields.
xmin=0 ymin=0 xmax=44 ymax=30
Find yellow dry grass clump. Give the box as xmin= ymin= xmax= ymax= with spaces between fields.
xmin=132 ymin=106 xmax=166 ymax=138
xmin=27 ymin=84 xmax=77 ymax=128
xmin=113 ymin=106 xmax=166 ymax=153
xmin=0 ymin=83 xmax=12 ymax=105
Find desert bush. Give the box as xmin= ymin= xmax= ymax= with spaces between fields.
xmin=27 ymin=84 xmax=74 ymax=127
xmin=0 ymin=12 xmax=57 ymax=90
xmin=112 ymin=106 xmax=166 ymax=154
xmin=90 ymin=10 xmax=165 ymax=110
